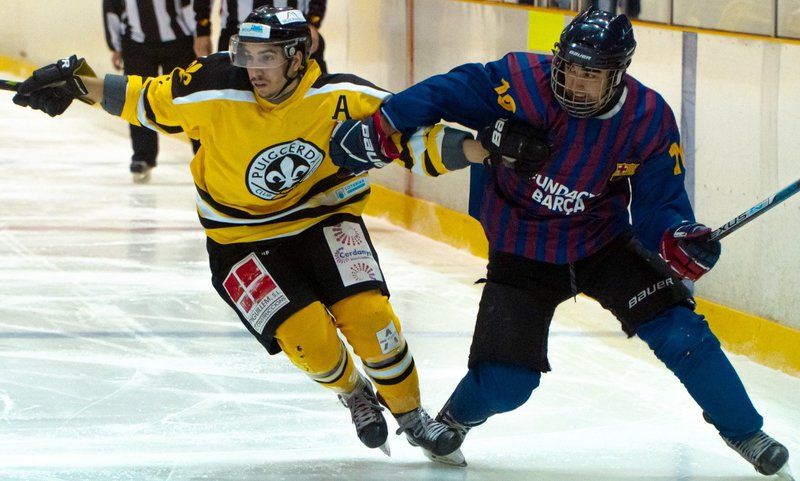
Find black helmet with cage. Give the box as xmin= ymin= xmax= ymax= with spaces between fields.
xmin=229 ymin=6 xmax=312 ymax=70
xmin=550 ymin=7 xmax=636 ymax=117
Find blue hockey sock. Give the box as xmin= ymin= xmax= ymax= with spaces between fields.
xmin=447 ymin=361 xmax=541 ymax=426
xmin=636 ymin=305 xmax=763 ymax=440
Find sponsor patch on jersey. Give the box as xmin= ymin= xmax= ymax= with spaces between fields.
xmin=611 ymin=162 xmax=639 ymax=178
xmin=531 ymin=174 xmax=597 ymax=215
xmin=239 ymin=22 xmax=271 ymax=39
xmin=323 ymin=221 xmax=384 ymax=287
xmin=223 ymin=253 xmax=289 ymax=333
xmin=275 ymin=9 xmax=306 ymax=25
xmin=377 ymin=322 xmax=401 ymax=355
xmin=246 ymin=139 xmax=324 ymax=200
xmin=334 ymin=177 xmax=369 ymax=200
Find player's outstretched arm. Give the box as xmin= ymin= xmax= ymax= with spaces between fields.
xmin=330 ymin=111 xmax=486 ymax=176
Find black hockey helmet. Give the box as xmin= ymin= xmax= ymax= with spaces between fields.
xmin=229 ymin=6 xmax=311 ymax=69
xmin=551 ymin=7 xmax=636 ymax=117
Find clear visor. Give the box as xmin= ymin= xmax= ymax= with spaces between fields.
xmin=229 ymin=35 xmax=298 ymax=69
xmin=551 ymin=55 xmax=623 ymax=118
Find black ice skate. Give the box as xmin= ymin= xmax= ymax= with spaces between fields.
xmin=395 ymin=407 xmax=466 ymax=467
xmin=338 ymin=375 xmax=390 ymax=455
xmin=721 ymin=430 xmax=793 ymax=479
xmin=705 ymin=413 xmax=794 ymax=480
xmin=130 ymin=160 xmax=153 ymax=183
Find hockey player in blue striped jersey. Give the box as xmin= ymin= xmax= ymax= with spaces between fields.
xmin=329 ymin=7 xmax=794 ymax=478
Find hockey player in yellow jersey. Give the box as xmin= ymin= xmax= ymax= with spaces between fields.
xmin=10 ymin=6 xmax=499 ymax=465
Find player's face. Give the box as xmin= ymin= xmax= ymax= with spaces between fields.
xmin=244 ymin=44 xmax=302 ymax=99
xmin=562 ymin=63 xmax=609 ymax=103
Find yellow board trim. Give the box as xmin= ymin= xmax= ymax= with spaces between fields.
xmin=365 ymin=184 xmax=488 ymax=259
xmin=528 ymin=10 xmax=566 ymax=53
xmin=696 ymin=299 xmax=800 ymax=377
xmin=0 ymin=55 xmax=36 ymax=78
xmin=366 ymin=184 xmax=800 ymax=377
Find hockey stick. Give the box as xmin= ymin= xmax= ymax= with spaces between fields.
xmin=0 ymin=79 xmax=20 ymax=92
xmin=709 ymin=178 xmax=800 ymax=241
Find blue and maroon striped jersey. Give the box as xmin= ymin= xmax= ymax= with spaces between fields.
xmin=381 ymin=52 xmax=695 ymax=264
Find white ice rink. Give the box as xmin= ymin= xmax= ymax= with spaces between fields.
xmin=0 ymin=85 xmax=798 ymax=481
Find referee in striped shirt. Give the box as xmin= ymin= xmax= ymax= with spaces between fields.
xmin=103 ymin=0 xmax=202 ymax=183
xmin=193 ymin=0 xmax=328 ymax=74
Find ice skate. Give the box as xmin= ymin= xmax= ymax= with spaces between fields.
xmin=130 ymin=160 xmax=152 ymax=183
xmin=395 ymin=407 xmax=465 ymax=467
xmin=338 ymin=375 xmax=390 ymax=456
xmin=722 ymin=431 xmax=792 ymax=479
xmin=703 ymin=412 xmax=792 ymax=478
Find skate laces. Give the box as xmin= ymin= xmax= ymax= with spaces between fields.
xmin=439 ymin=410 xmax=470 ymax=438
xmin=340 ymin=384 xmax=384 ymax=431
xmin=396 ymin=409 xmax=449 ymax=441
xmin=725 ymin=431 xmax=776 ymax=464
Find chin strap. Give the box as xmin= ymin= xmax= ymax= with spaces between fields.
xmin=266 ymin=61 xmax=305 ymax=102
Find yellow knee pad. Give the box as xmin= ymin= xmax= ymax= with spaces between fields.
xmin=275 ymin=302 xmax=357 ymax=393
xmin=331 ymin=290 xmax=420 ymax=413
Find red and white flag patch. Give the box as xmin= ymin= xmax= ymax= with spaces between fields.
xmin=223 ymin=253 xmax=289 ymax=333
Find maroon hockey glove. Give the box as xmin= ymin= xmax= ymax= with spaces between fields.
xmin=659 ymin=222 xmax=721 ymax=281
xmin=479 ymin=118 xmax=550 ymax=178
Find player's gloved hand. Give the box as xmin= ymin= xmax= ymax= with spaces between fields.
xmin=478 ymin=118 xmax=550 ymax=178
xmin=329 ymin=111 xmax=400 ymax=174
xmin=12 ymin=55 xmax=96 ymax=117
xmin=659 ymin=222 xmax=721 ymax=281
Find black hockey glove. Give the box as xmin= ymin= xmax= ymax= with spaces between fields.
xmin=479 ymin=118 xmax=550 ymax=178
xmin=329 ymin=111 xmax=400 ymax=174
xmin=13 ymin=55 xmax=96 ymax=117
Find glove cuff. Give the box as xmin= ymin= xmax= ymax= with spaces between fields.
xmin=370 ymin=111 xmax=400 ymax=160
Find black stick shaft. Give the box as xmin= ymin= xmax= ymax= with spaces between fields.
xmin=0 ymin=79 xmax=20 ymax=92
xmin=709 ymin=179 xmax=800 ymax=241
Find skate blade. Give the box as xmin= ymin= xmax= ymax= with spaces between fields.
xmin=422 ymin=447 xmax=467 ymax=467
xmin=776 ymin=463 xmax=796 ymax=481
xmin=378 ymin=442 xmax=391 ymax=457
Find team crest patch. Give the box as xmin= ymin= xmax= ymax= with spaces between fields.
xmin=611 ymin=162 xmax=639 ymax=178
xmin=246 ymin=139 xmax=324 ymax=200
xmin=323 ymin=221 xmax=384 ymax=287
xmin=223 ymin=253 xmax=289 ymax=333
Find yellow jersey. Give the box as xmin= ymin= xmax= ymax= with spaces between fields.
xmin=118 ymin=53 xmax=466 ymax=244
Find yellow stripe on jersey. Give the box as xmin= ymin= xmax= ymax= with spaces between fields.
xmin=394 ymin=124 xmax=470 ymax=177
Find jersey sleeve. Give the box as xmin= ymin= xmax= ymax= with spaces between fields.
xmin=102 ymin=0 xmax=124 ymax=52
xmin=391 ymin=125 xmax=473 ymax=176
xmin=630 ymin=105 xmax=695 ymax=252
xmin=380 ymin=57 xmax=513 ymax=134
xmin=307 ymin=0 xmax=327 ymax=28
xmin=193 ymin=0 xmax=212 ymax=36
xmin=118 ymin=67 xmax=193 ymax=137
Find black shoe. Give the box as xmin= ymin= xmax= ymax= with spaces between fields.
xmin=338 ymin=376 xmax=389 ymax=453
